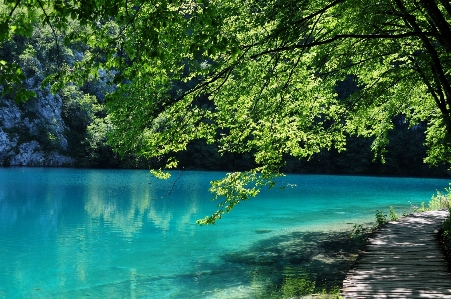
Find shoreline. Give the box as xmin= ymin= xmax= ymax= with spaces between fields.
xmin=224 ymin=221 xmax=371 ymax=298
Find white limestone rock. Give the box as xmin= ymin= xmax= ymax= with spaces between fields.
xmin=0 ymin=128 xmax=16 ymax=155
xmin=9 ymin=141 xmax=45 ymax=166
xmin=0 ymin=100 xmax=22 ymax=129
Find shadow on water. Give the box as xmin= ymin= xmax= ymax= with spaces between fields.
xmin=53 ymin=230 xmax=364 ymax=299
xmin=219 ymin=230 xmax=363 ymax=297
xmin=92 ymin=230 xmax=363 ymax=299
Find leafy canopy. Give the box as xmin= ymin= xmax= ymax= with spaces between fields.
xmin=2 ymin=0 xmax=451 ymax=224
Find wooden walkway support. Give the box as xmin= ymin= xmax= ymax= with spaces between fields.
xmin=342 ymin=210 xmax=451 ymax=299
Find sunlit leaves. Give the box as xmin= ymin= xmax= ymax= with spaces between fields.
xmin=0 ymin=61 xmax=37 ymax=103
xmin=2 ymin=0 xmax=451 ymax=223
xmin=103 ymin=0 xmax=450 ymax=223
xmin=197 ymin=168 xmax=282 ymax=225
xmin=425 ymin=115 xmax=451 ymax=166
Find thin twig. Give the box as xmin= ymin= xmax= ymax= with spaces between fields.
xmin=36 ymin=0 xmax=61 ymax=72
xmin=158 ymin=169 xmax=185 ymax=200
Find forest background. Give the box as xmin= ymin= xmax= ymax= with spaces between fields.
xmin=0 ymin=3 xmax=449 ymax=177
xmin=0 ymin=0 xmax=451 ymax=185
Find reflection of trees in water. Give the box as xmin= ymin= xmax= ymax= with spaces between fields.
xmin=84 ymin=182 xmax=154 ymax=238
xmin=83 ymin=171 xmax=201 ymax=237
xmin=146 ymin=202 xmax=172 ymax=232
xmin=56 ymin=226 xmax=89 ymax=287
xmin=176 ymin=199 xmax=199 ymax=235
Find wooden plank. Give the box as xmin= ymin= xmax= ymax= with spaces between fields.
xmin=344 ymin=293 xmax=451 ymax=299
xmin=344 ymin=277 xmax=451 ymax=281
xmin=343 ymin=284 xmax=451 ymax=287
xmin=344 ymin=276 xmax=451 ymax=281
xmin=341 ymin=210 xmax=451 ymax=299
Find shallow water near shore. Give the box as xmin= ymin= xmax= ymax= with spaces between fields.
xmin=0 ymin=168 xmax=449 ymax=298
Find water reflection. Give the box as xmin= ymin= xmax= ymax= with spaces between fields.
xmin=1 ymin=168 xmax=450 ymax=299
xmin=82 ymin=170 xmax=204 ymax=237
xmin=0 ymin=169 xmax=207 ymax=239
xmin=84 ymin=181 xmax=153 ymax=238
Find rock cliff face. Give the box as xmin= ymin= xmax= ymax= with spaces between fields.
xmin=0 ymin=33 xmax=88 ymax=167
xmin=0 ymin=92 xmax=74 ymax=166
xmin=0 ymin=42 xmax=117 ymax=167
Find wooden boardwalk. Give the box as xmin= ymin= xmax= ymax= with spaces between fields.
xmin=342 ymin=210 xmax=451 ymax=299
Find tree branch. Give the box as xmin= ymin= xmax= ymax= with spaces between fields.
xmin=408 ymin=56 xmax=446 ymax=115
xmin=36 ymin=0 xmax=61 ymax=72
xmin=250 ymin=31 xmax=436 ymax=59
xmin=320 ymin=52 xmax=396 ymax=77
xmin=419 ymin=0 xmax=451 ymax=51
xmin=292 ymin=0 xmax=345 ymax=27
xmin=392 ymin=0 xmax=451 ymax=115
xmin=5 ymin=0 xmax=21 ymax=24
xmin=439 ymin=0 xmax=451 ymax=18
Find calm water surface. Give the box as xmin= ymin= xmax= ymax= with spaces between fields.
xmin=0 ymin=168 xmax=449 ymax=298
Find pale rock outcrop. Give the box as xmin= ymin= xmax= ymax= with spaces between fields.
xmin=9 ymin=141 xmax=45 ymax=166
xmin=0 ymin=93 xmax=74 ymax=166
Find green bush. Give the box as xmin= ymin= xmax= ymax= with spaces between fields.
xmin=429 ymin=189 xmax=451 ymax=210
xmin=389 ymin=206 xmax=399 ymax=221
xmin=350 ymin=224 xmax=370 ymax=246
xmin=434 ymin=186 xmax=451 ymax=266
xmin=439 ymin=208 xmax=451 ymax=265
xmin=375 ymin=210 xmax=388 ymax=227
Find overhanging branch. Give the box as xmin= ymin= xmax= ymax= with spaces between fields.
xmin=292 ymin=0 xmax=345 ymax=27
xmin=251 ymin=31 xmax=436 ymax=59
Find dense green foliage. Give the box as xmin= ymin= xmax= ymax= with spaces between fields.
xmin=1 ymin=0 xmax=451 ymax=223
xmin=0 ymin=14 xmax=112 ymax=166
xmin=440 ymin=206 xmax=451 ymax=269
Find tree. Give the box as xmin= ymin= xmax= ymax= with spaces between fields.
xmin=2 ymin=0 xmax=451 ymax=223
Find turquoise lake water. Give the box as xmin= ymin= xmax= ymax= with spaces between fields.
xmin=0 ymin=168 xmax=450 ymax=298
